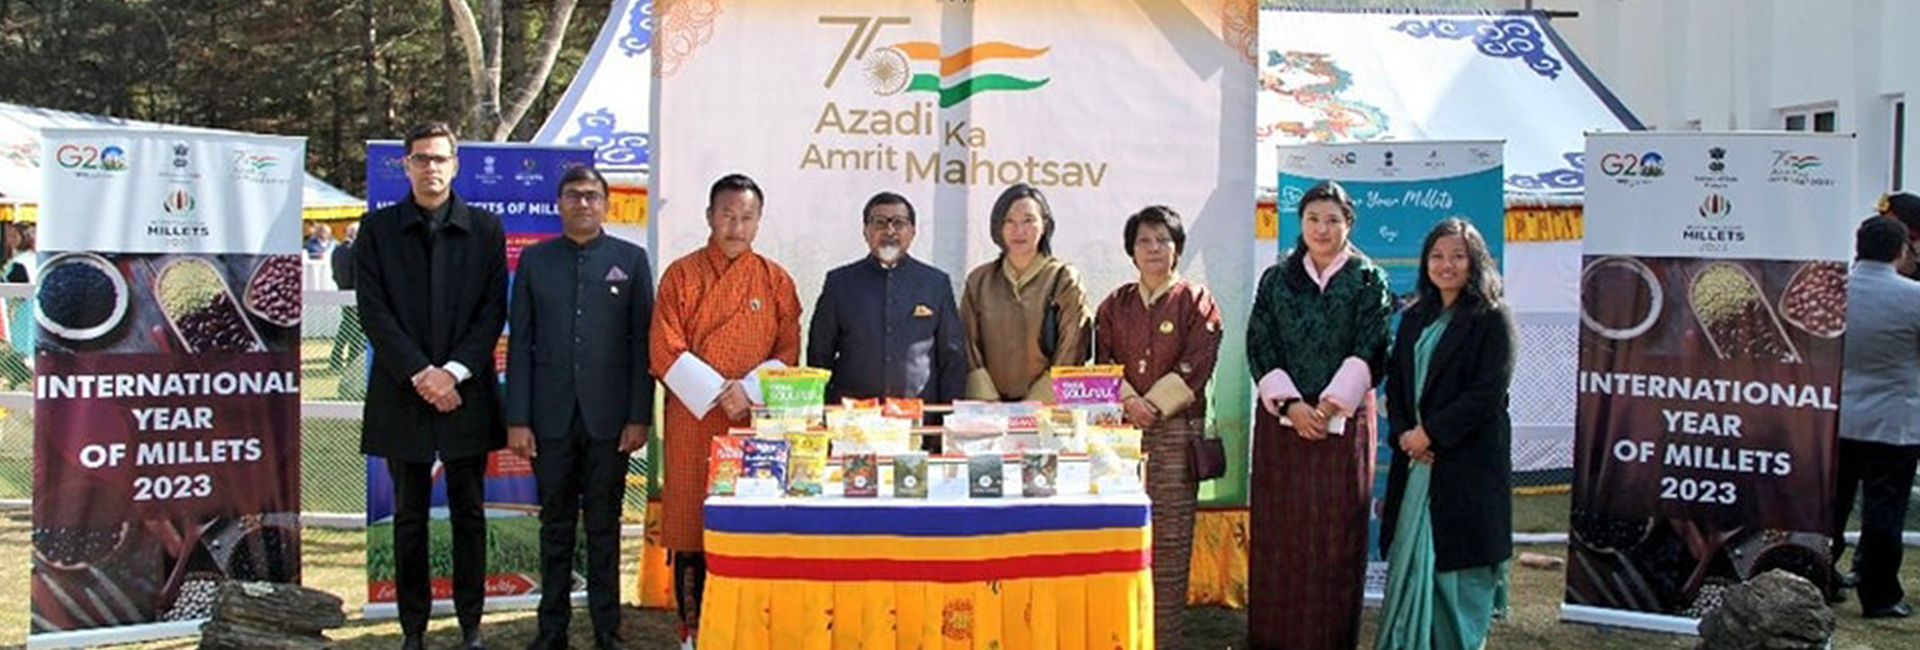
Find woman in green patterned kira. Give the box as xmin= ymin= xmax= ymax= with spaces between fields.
xmin=1245 ymin=180 xmax=1394 ymax=650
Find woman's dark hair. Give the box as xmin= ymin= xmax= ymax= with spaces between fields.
xmin=1411 ymin=217 xmax=1503 ymax=315
xmin=1122 ymin=205 xmax=1186 ymax=264
xmin=989 ymin=183 xmax=1054 ymax=256
xmin=1282 ymin=180 xmax=1361 ymax=287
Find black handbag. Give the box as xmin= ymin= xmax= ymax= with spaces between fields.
xmin=1037 ymin=269 xmax=1065 ymax=359
xmin=1189 ymin=430 xmax=1227 ymax=483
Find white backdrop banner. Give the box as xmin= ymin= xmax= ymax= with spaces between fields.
xmin=651 ymin=0 xmax=1259 ymax=501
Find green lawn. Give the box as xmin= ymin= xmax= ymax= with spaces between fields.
xmin=2 ymin=495 xmax=1915 ymax=649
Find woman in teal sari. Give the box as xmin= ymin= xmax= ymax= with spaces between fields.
xmin=1377 ymin=218 xmax=1517 ymax=650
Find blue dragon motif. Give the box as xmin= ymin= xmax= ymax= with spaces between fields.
xmin=1392 ymin=18 xmax=1563 ymax=80
xmin=618 ymin=1 xmax=653 ymax=57
xmin=1507 ymin=151 xmax=1585 ymax=191
xmin=568 ymin=108 xmax=650 ymax=167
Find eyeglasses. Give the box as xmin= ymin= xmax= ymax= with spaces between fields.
xmin=866 ymin=217 xmax=914 ymax=231
xmin=406 ymin=153 xmax=455 ymax=167
xmin=561 ymin=190 xmax=607 ymax=204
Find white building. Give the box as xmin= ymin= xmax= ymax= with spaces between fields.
xmin=1535 ymin=0 xmax=1919 ymax=209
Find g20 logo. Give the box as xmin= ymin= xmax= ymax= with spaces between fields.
xmin=55 ymin=144 xmax=128 ymax=172
xmin=1598 ymin=151 xmax=1664 ymax=178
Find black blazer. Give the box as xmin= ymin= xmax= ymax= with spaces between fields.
xmin=505 ymin=234 xmax=655 ymax=441
xmin=1381 ymin=301 xmax=1517 ymax=571
xmin=330 ymin=239 xmax=355 ymax=290
xmin=355 ymin=193 xmax=509 ymax=462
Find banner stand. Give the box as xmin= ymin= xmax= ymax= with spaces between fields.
xmin=25 ymin=621 xmax=208 ymax=650
xmin=1560 ymin=605 xmax=1700 ymax=636
xmin=361 ymin=593 xmax=595 ymax=620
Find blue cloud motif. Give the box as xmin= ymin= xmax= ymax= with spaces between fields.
xmin=1392 ymin=18 xmax=1563 ymax=80
xmin=1507 ymin=151 xmax=1585 ymax=191
xmin=619 ymin=1 xmax=653 ymax=57
xmin=569 ymin=108 xmax=650 ymax=167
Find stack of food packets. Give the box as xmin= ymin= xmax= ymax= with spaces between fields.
xmin=1087 ymin=425 xmax=1144 ymax=495
xmin=829 ymin=398 xmax=915 ymax=455
xmin=942 ymin=401 xmax=1009 ymax=455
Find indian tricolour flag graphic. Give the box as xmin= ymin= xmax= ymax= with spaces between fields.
xmin=862 ymin=41 xmax=1050 ymax=108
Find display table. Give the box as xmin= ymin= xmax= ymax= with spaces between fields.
xmin=699 ymin=495 xmax=1153 ymax=650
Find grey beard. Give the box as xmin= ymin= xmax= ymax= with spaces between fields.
xmin=875 ymin=244 xmax=902 ymax=264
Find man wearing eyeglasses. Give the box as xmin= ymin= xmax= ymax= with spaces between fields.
xmin=355 ymin=122 xmax=508 ymax=650
xmin=806 ymin=192 xmax=965 ymax=447
xmin=507 ymin=166 xmax=653 ymax=650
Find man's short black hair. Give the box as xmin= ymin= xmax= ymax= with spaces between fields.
xmin=1857 ymin=215 xmax=1909 ymax=263
xmin=708 ymin=173 xmax=764 ymax=207
xmin=557 ymin=165 xmax=609 ymax=198
xmin=862 ymin=191 xmax=916 ymax=225
xmin=404 ymin=122 xmax=458 ymax=154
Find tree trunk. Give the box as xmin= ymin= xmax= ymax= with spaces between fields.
xmin=440 ymin=0 xmax=473 ymax=135
xmin=359 ymin=0 xmax=388 ymax=134
xmin=491 ymin=0 xmax=576 ymax=140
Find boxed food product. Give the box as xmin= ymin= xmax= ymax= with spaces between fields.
xmin=1056 ymin=455 xmax=1092 ymax=496
xmin=1022 ymin=450 xmax=1059 ymax=498
xmin=1088 ymin=426 xmax=1144 ymax=495
xmin=893 ymin=452 xmax=929 ymax=499
xmin=928 ymin=458 xmax=969 ymax=500
xmin=843 ymin=453 xmax=879 ymax=497
xmin=968 ymin=453 xmax=1005 ymax=498
xmin=707 ymin=436 xmax=746 ymax=496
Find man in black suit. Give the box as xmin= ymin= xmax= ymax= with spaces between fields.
xmin=507 ymin=166 xmax=653 ymax=650
xmin=356 ymin=122 xmax=508 ymax=650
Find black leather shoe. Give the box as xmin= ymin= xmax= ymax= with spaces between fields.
xmin=400 ymin=635 xmax=426 ymax=650
xmin=524 ymin=632 xmax=569 ymax=650
xmin=1863 ymin=602 xmax=1913 ymax=619
xmin=462 ymin=627 xmax=487 ymax=650
xmin=1827 ymin=586 xmax=1850 ymax=604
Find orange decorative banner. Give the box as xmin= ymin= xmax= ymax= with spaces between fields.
xmin=1506 ymin=208 xmax=1584 ymax=242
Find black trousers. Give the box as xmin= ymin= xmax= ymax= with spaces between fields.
xmin=534 ymin=412 xmax=630 ymax=638
xmin=329 ymin=305 xmax=364 ymax=367
xmin=387 ymin=455 xmax=488 ymax=636
xmin=1831 ymin=438 xmax=1920 ymax=609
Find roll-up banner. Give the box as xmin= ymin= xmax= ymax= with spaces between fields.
xmin=1273 ymin=140 xmax=1506 ymax=602
xmin=1566 ymin=132 xmax=1855 ymax=633
xmin=30 ymin=128 xmax=306 ymax=648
